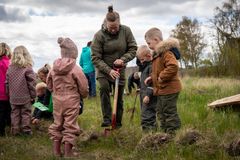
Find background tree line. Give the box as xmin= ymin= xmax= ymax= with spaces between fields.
xmin=171 ymin=0 xmax=240 ymax=77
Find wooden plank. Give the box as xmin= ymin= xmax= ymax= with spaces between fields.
xmin=208 ymin=94 xmax=240 ymax=108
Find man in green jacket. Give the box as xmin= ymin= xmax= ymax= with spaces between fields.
xmin=91 ymin=6 xmax=137 ymax=128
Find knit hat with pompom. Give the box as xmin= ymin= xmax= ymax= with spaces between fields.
xmin=57 ymin=37 xmax=78 ymax=59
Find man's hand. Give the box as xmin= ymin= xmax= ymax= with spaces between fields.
xmin=109 ymin=69 xmax=120 ymax=80
xmin=143 ymin=96 xmax=150 ymax=104
xmin=113 ymin=59 xmax=124 ymax=67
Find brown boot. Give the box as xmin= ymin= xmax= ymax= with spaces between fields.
xmin=64 ymin=142 xmax=78 ymax=158
xmin=53 ymin=140 xmax=62 ymax=157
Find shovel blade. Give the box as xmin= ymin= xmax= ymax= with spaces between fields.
xmin=103 ymin=128 xmax=111 ymax=137
xmin=111 ymin=114 xmax=116 ymax=129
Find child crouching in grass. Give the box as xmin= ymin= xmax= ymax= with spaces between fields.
xmin=32 ymin=82 xmax=53 ymax=124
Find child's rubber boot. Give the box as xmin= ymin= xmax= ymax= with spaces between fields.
xmin=53 ymin=140 xmax=62 ymax=157
xmin=64 ymin=142 xmax=79 ymax=158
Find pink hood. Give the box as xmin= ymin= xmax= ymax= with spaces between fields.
xmin=53 ymin=58 xmax=76 ymax=75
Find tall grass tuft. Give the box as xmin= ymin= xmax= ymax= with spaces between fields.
xmin=1 ymin=77 xmax=240 ymax=159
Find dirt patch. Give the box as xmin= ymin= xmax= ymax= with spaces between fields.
xmin=136 ymin=133 xmax=171 ymax=151
xmin=195 ymin=130 xmax=220 ymax=157
xmin=177 ymin=129 xmax=202 ymax=146
xmin=226 ymin=138 xmax=240 ymax=157
xmin=219 ymin=130 xmax=240 ymax=157
xmin=89 ymin=132 xmax=99 ymax=140
xmin=111 ymin=129 xmax=139 ymax=148
xmin=79 ymin=130 xmax=100 ymax=142
xmin=176 ymin=129 xmax=220 ymax=157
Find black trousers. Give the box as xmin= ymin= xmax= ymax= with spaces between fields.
xmin=98 ymin=78 xmax=125 ymax=127
xmin=0 ymin=100 xmax=11 ymax=136
xmin=32 ymin=108 xmax=53 ymax=120
xmin=140 ymin=94 xmax=157 ymax=131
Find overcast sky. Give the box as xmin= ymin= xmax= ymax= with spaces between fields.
xmin=0 ymin=0 xmax=224 ymax=71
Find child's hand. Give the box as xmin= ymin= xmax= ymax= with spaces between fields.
xmin=158 ymin=77 xmax=163 ymax=83
xmin=30 ymin=99 xmax=35 ymax=104
xmin=144 ymin=76 xmax=152 ymax=85
xmin=32 ymin=118 xmax=40 ymax=125
xmin=143 ymin=96 xmax=150 ymax=104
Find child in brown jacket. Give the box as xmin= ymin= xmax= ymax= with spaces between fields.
xmin=47 ymin=37 xmax=88 ymax=158
xmin=6 ymin=45 xmax=36 ymax=136
xmin=144 ymin=27 xmax=182 ymax=134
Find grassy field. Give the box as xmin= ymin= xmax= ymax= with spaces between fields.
xmin=1 ymin=76 xmax=240 ymax=160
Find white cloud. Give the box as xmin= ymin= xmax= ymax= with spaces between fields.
xmin=0 ymin=0 xmax=225 ymax=70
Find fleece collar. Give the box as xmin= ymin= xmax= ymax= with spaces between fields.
xmin=153 ymin=38 xmax=180 ymax=59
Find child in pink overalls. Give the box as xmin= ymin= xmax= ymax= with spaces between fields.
xmin=47 ymin=37 xmax=88 ymax=157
